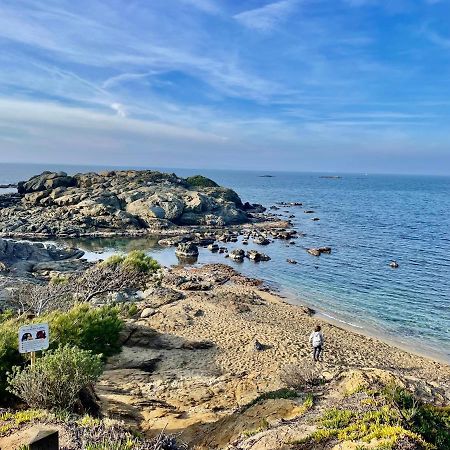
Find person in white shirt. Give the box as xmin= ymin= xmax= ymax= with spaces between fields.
xmin=309 ymin=325 xmax=324 ymax=362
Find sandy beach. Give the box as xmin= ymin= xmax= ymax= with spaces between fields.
xmin=95 ymin=263 xmax=450 ymax=448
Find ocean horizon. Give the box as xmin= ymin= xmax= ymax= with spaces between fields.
xmin=1 ymin=162 xmax=449 ymax=363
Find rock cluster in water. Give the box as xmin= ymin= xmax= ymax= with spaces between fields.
xmin=0 ymin=170 xmax=261 ymax=237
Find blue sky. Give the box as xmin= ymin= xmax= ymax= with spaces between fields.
xmin=0 ymin=0 xmax=450 ymax=174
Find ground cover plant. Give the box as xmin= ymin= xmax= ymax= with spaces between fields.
xmin=293 ymin=384 xmax=449 ymax=450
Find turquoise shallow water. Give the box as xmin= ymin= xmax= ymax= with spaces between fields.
xmin=1 ymin=163 xmax=449 ymax=362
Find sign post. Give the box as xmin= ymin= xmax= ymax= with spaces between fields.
xmin=18 ymin=323 xmax=49 ymax=366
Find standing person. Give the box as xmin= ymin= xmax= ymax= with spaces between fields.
xmin=309 ymin=325 xmax=324 ymax=362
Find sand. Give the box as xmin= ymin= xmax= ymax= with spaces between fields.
xmin=96 ymin=264 xmax=450 ymax=448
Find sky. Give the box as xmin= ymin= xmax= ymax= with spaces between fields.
xmin=0 ymin=0 xmax=450 ymax=174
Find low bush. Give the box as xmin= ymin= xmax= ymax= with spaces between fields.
xmin=185 ymin=175 xmax=219 ymax=188
xmin=0 ymin=409 xmax=44 ymax=436
xmin=7 ymin=345 xmax=103 ymax=410
xmin=0 ymin=303 xmax=123 ymax=403
xmin=66 ymin=420 xmax=188 ymax=450
xmin=296 ymin=385 xmax=449 ymax=450
xmin=102 ymin=250 xmax=159 ymax=274
xmin=383 ymin=385 xmax=450 ymax=449
xmin=321 ymin=408 xmax=355 ymax=429
xmin=0 ymin=320 xmax=24 ymax=398
xmin=47 ymin=303 xmax=123 ymax=359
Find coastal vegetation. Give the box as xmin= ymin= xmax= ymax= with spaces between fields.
xmin=0 ymin=304 xmax=123 ymax=402
xmin=0 ymin=251 xmax=159 ymax=403
xmin=8 ymin=250 xmax=160 ymax=316
xmin=7 ymin=345 xmax=103 ymax=410
xmin=293 ymin=384 xmax=450 ymax=450
xmin=185 ymin=174 xmax=219 ymax=188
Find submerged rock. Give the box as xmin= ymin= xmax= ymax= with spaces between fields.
xmin=307 ymin=247 xmax=331 ymax=257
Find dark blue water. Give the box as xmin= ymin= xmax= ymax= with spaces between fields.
xmin=1 ymin=163 xmax=449 ymax=361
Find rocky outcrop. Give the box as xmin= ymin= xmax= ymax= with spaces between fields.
xmin=0 ymin=170 xmax=253 ymax=237
xmin=0 ymin=237 xmax=85 ymax=275
xmin=17 ymin=171 xmax=76 ymax=194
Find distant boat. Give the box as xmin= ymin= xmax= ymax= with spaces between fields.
xmin=259 ymin=175 xmax=274 ymax=178
xmin=319 ymin=175 xmax=342 ymax=179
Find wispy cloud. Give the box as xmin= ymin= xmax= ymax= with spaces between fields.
xmin=424 ymin=29 xmax=450 ymax=48
xmin=0 ymin=0 xmax=449 ymax=173
xmin=234 ymin=0 xmax=299 ymax=32
xmin=102 ymin=71 xmax=157 ymax=89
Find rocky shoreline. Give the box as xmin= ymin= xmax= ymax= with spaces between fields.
xmin=0 ymin=170 xmax=278 ymax=238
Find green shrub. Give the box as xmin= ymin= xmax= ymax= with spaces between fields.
xmin=0 ymin=319 xmax=25 ymax=398
xmin=185 ymin=175 xmax=219 ymax=188
xmin=383 ymin=385 xmax=450 ymax=449
xmin=122 ymin=250 xmax=159 ymax=273
xmin=0 ymin=303 xmax=123 ymax=402
xmin=7 ymin=345 xmax=103 ymax=410
xmin=303 ymin=393 xmax=314 ymax=410
xmin=102 ymin=254 xmax=126 ymax=267
xmin=0 ymin=309 xmax=14 ymax=324
xmin=102 ymin=251 xmax=159 ymax=274
xmin=46 ymin=304 xmax=123 ymax=359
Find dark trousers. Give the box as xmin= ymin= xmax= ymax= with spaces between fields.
xmin=313 ymin=345 xmax=323 ymax=361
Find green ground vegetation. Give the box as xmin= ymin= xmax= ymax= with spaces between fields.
xmin=294 ymin=384 xmax=449 ymax=450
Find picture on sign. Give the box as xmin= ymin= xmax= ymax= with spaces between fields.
xmin=18 ymin=323 xmax=49 ymax=354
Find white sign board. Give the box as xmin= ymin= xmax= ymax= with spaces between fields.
xmin=18 ymin=323 xmax=49 ymax=354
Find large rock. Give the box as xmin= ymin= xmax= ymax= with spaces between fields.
xmin=175 ymin=242 xmax=199 ymax=258
xmin=18 ymin=171 xmax=76 ymax=194
xmin=229 ymin=249 xmax=245 ymax=261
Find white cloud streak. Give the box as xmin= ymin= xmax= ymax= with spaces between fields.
xmin=234 ymin=0 xmax=299 ymax=31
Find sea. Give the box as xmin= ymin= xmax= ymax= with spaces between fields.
xmin=1 ymin=162 xmax=449 ymax=363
